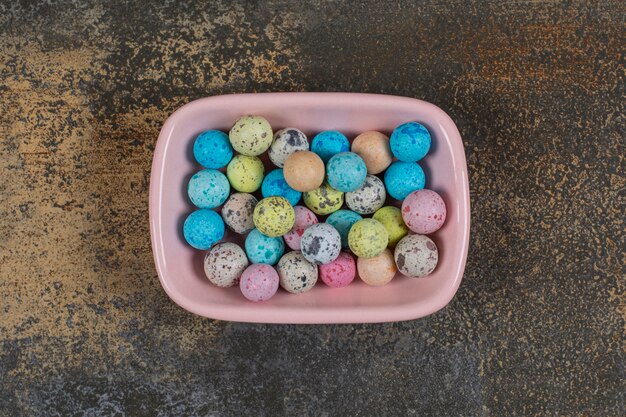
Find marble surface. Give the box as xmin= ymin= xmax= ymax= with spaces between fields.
xmin=1 ymin=1 xmax=623 ymax=415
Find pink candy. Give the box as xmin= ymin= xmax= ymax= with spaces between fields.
xmin=401 ymin=189 xmax=446 ymax=234
xmin=283 ymin=206 xmax=318 ymax=250
xmin=319 ymin=252 xmax=356 ymax=288
xmin=239 ymin=264 xmax=279 ymax=302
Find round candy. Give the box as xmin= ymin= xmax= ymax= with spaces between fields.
xmin=394 ymin=234 xmax=438 ymax=277
xmin=204 ymin=242 xmax=249 ymax=288
xmin=348 ymin=218 xmax=388 ymax=259
xmin=221 ymin=193 xmax=257 ymax=234
xmin=284 ymin=206 xmax=318 ymax=250
xmin=183 ymin=209 xmax=225 ymax=250
xmin=303 ymin=182 xmax=344 ymax=216
xmin=311 ymin=130 xmax=350 ymax=163
xmin=351 ymin=131 xmax=393 ymax=174
xmin=276 ymin=251 xmax=318 ymax=294
xmin=319 ymin=252 xmax=356 ymax=288
xmin=253 ymin=196 xmax=295 ymax=237
xmin=384 ymin=161 xmax=425 ymax=200
xmin=193 ymin=130 xmax=233 ymax=169
xmin=401 ymin=189 xmax=447 ymax=234
xmin=357 ymin=249 xmax=396 ymax=286
xmin=326 ymin=152 xmax=367 ymax=192
xmin=283 ymin=151 xmax=325 ymax=192
xmin=239 ymin=264 xmax=279 ymax=301
xmin=390 ymin=121 xmax=431 ymax=162
xmin=373 ymin=206 xmax=409 ymax=247
xmin=326 ymin=210 xmax=362 ymax=249
xmin=187 ymin=169 xmax=230 ymax=209
xmin=261 ymin=169 xmax=302 ymax=206
xmin=226 ymin=155 xmax=264 ymax=193
xmin=300 ymin=223 xmax=341 ymax=265
xmin=269 ymin=128 xmax=309 ymax=167
xmin=345 ymin=175 xmax=386 ymax=215
xmin=229 ymin=115 xmax=273 ymax=156
xmin=244 ymin=229 xmax=285 ymax=265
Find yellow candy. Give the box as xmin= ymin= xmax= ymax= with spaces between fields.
xmin=226 ymin=155 xmax=264 ymax=193
xmin=373 ymin=206 xmax=409 ymax=247
xmin=348 ymin=218 xmax=388 ymax=259
xmin=303 ymin=182 xmax=344 ymax=215
xmin=229 ymin=115 xmax=273 ymax=156
xmin=253 ymin=196 xmax=295 ymax=237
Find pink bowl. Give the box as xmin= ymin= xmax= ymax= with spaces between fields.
xmin=150 ymin=92 xmax=470 ymax=323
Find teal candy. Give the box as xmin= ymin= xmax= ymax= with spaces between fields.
xmin=183 ymin=209 xmax=225 ymax=250
xmin=245 ymin=228 xmax=285 ymax=265
xmin=326 ymin=209 xmax=363 ymax=249
xmin=384 ymin=161 xmax=425 ymax=200
xmin=311 ymin=130 xmax=350 ymax=163
xmin=389 ymin=122 xmax=431 ymax=162
xmin=188 ymin=169 xmax=230 ymax=208
xmin=326 ymin=152 xmax=367 ymax=192
xmin=193 ymin=130 xmax=233 ymax=169
xmin=261 ymin=169 xmax=302 ymax=206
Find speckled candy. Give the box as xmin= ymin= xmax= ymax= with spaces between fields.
xmin=300 ymin=223 xmax=341 ymax=265
xmin=203 ymin=242 xmax=249 ymax=288
xmin=303 ymin=182 xmax=344 ymax=216
xmin=239 ymin=264 xmax=279 ymax=302
xmin=244 ymin=228 xmax=285 ymax=265
xmin=325 ymin=209 xmax=362 ymax=249
xmin=183 ymin=209 xmax=225 ymax=250
xmin=348 ymin=218 xmax=388 ymax=259
xmin=276 ymin=251 xmax=318 ymax=294
xmin=253 ymin=196 xmax=295 ymax=237
xmin=269 ymin=128 xmax=309 ymax=167
xmin=283 ymin=151 xmax=325 ymax=192
xmin=193 ymin=130 xmax=233 ymax=169
xmin=311 ymin=130 xmax=350 ymax=163
xmin=384 ymin=161 xmax=426 ymax=200
xmin=221 ymin=193 xmax=257 ymax=234
xmin=373 ymin=206 xmax=409 ymax=247
xmin=283 ymin=206 xmax=318 ymax=250
xmin=390 ymin=121 xmax=431 ymax=162
xmin=345 ymin=175 xmax=386 ymax=215
xmin=229 ymin=115 xmax=273 ymax=156
xmin=394 ymin=234 xmax=438 ymax=277
xmin=319 ymin=252 xmax=356 ymax=288
xmin=261 ymin=168 xmax=302 ymax=206
xmin=326 ymin=152 xmax=367 ymax=192
xmin=401 ymin=189 xmax=447 ymax=234
xmin=187 ymin=169 xmax=230 ymax=209
xmin=351 ymin=131 xmax=393 ymax=174
xmin=226 ymin=155 xmax=264 ymax=193
xmin=357 ymin=249 xmax=397 ymax=286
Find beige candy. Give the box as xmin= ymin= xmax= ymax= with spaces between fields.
xmin=351 ymin=131 xmax=393 ymax=174
xmin=357 ymin=249 xmax=397 ymax=286
xmin=283 ymin=151 xmax=325 ymax=192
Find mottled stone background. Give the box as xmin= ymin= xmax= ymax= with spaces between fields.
xmin=1 ymin=0 xmax=624 ymax=416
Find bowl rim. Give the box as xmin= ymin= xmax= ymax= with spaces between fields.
xmin=149 ymin=92 xmax=470 ymax=323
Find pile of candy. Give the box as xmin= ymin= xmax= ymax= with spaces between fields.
xmin=183 ymin=115 xmax=447 ymax=302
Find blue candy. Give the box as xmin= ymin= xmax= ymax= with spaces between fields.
xmin=384 ymin=161 xmax=425 ymax=200
xmin=183 ymin=209 xmax=225 ymax=250
xmin=326 ymin=209 xmax=363 ymax=249
xmin=311 ymin=130 xmax=350 ymax=163
xmin=193 ymin=130 xmax=233 ymax=169
xmin=389 ymin=122 xmax=431 ymax=162
xmin=261 ymin=169 xmax=302 ymax=206
xmin=326 ymin=152 xmax=367 ymax=192
xmin=245 ymin=228 xmax=285 ymax=265
xmin=188 ymin=169 xmax=230 ymax=208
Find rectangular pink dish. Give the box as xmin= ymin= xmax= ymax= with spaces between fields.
xmin=149 ymin=92 xmax=470 ymax=323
